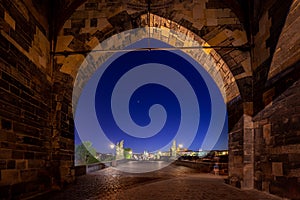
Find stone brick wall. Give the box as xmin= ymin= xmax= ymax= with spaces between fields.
xmin=252 ymin=0 xmax=294 ymax=115
xmin=0 ymin=0 xmax=74 ymax=199
xmin=0 ymin=1 xmax=51 ymax=198
xmin=0 ymin=57 xmax=52 ymax=198
xmin=226 ymin=1 xmax=300 ymax=194
xmin=253 ymin=79 xmax=300 ymax=199
xmin=228 ymin=108 xmax=244 ymax=188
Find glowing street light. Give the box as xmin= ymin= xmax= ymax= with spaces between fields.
xmin=178 ymin=144 xmax=183 ymax=149
xmin=109 ymin=144 xmax=116 ymax=165
xmin=110 ymin=144 xmax=115 ymax=157
xmin=110 ymin=144 xmax=115 ymax=149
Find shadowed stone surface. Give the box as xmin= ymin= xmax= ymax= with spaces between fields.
xmin=30 ymin=165 xmax=282 ymax=200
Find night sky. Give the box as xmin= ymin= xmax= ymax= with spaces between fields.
xmin=74 ymin=38 xmax=228 ymax=154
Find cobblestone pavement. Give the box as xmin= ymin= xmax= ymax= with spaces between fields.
xmin=30 ymin=163 xmax=284 ymax=200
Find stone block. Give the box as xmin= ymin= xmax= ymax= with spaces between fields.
xmin=85 ymin=2 xmax=98 ymax=10
xmin=10 ymin=30 xmax=31 ymax=52
xmin=60 ymin=166 xmax=70 ymax=178
xmin=232 ymin=30 xmax=248 ymax=46
xmin=286 ymin=135 xmax=300 ymax=145
xmin=262 ymin=181 xmax=270 ymax=192
xmin=0 ymin=160 xmax=6 ymax=169
xmin=272 ymin=162 xmax=283 ymax=176
xmin=240 ymin=58 xmax=251 ymax=74
xmin=0 ymin=79 xmax=9 ymax=91
xmin=86 ymin=36 xmax=100 ymax=49
xmin=263 ymin=124 xmax=271 ymax=145
xmin=1 ymin=119 xmax=12 ymax=130
xmin=207 ymin=29 xmax=229 ymax=45
xmin=233 ymin=52 xmax=248 ymax=64
xmin=10 ymin=85 xmax=20 ymax=96
xmin=205 ymin=9 xmax=216 ymax=18
xmin=230 ymin=131 xmax=243 ymax=142
xmin=217 ymin=18 xmax=236 ymax=25
xmin=4 ymin=12 xmax=15 ymax=30
xmin=192 ymin=4 xmax=204 ymax=20
xmin=71 ymin=19 xmax=85 ymax=28
xmin=289 ymin=168 xmax=300 ymax=177
xmin=107 ymin=10 xmax=132 ymax=31
xmin=244 ymin=155 xmax=252 ymax=163
xmin=1 ymin=169 xmax=20 ymax=184
xmin=7 ymin=160 xmax=16 ymax=169
xmin=0 ymin=149 xmax=12 ymax=159
xmin=243 ymin=102 xmax=253 ymax=116
xmin=13 ymin=123 xmax=38 ymax=138
xmin=263 ymin=88 xmax=275 ymax=106
xmin=24 ymin=152 xmax=34 ymax=160
xmin=243 ymin=164 xmax=254 ymax=189
xmin=34 ymin=152 xmax=48 ymax=160
xmin=28 ymin=160 xmax=44 ymax=169
xmin=206 ymin=18 xmax=218 ymax=26
xmin=20 ymin=169 xmax=37 ymax=182
xmin=64 ymin=20 xmax=72 ymax=29
xmin=233 ymin=155 xmax=243 ymax=164
xmin=0 ymin=34 xmax=10 ymax=52
xmin=217 ymin=9 xmax=231 ymax=18
xmin=16 ymin=160 xmax=27 ymax=169
xmin=22 ymin=136 xmax=42 ymax=146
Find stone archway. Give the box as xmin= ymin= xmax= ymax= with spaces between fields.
xmin=53 ymin=0 xmax=252 ymax=188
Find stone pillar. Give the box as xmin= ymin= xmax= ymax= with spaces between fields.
xmin=51 ymin=72 xmax=75 ymax=188
xmin=242 ymin=114 xmax=255 ymax=189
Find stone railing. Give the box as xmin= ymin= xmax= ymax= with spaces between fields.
xmin=75 ymin=162 xmax=106 ymax=176
xmin=174 ymin=160 xmax=228 ymax=175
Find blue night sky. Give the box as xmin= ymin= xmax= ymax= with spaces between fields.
xmin=74 ymin=38 xmax=228 ymax=154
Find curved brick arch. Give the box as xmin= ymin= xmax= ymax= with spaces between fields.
xmin=52 ymin=0 xmax=248 ymax=39
xmin=56 ymin=0 xmax=251 ymax=79
xmin=55 ymin=0 xmax=252 ymax=103
xmin=71 ymin=25 xmax=240 ymax=109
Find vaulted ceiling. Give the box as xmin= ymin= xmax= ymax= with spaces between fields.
xmin=29 ymin=0 xmax=294 ymax=109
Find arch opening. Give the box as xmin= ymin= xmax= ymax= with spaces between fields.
xmin=54 ymin=1 xmax=245 ymax=173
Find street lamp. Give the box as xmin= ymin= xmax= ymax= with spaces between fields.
xmin=109 ymin=144 xmax=117 ymax=167
xmin=110 ymin=144 xmax=115 ymax=155
xmin=178 ymin=144 xmax=183 ymax=149
xmin=110 ymin=144 xmax=115 ymax=159
xmin=110 ymin=144 xmax=116 ymax=167
xmin=110 ymin=144 xmax=115 ymax=149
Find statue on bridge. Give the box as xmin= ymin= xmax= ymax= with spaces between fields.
xmin=116 ymin=140 xmax=124 ymax=160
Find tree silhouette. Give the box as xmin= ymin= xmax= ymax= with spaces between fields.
xmin=75 ymin=141 xmax=99 ymax=165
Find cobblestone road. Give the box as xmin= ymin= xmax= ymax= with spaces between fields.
xmin=30 ymin=163 xmax=284 ymax=200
